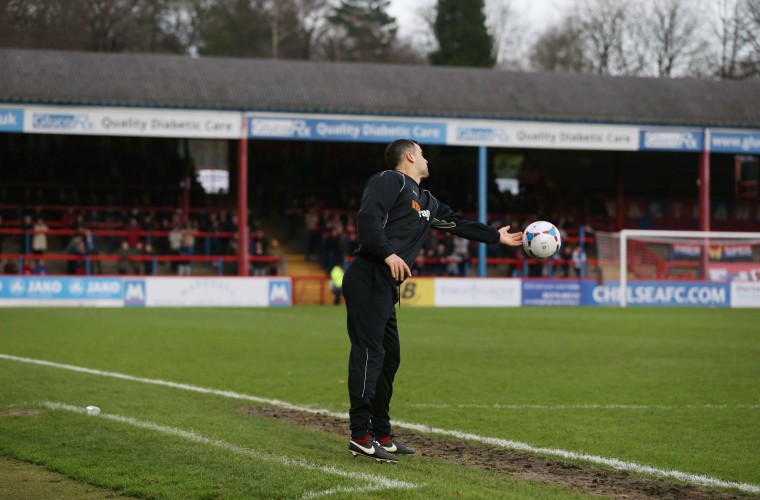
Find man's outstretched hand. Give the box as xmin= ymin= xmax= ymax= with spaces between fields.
xmin=498 ymin=226 xmax=523 ymax=247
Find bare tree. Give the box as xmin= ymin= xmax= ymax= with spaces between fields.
xmin=639 ymin=0 xmax=706 ymax=77
xmin=711 ymin=0 xmax=749 ymax=78
xmin=487 ymin=0 xmax=527 ymax=70
xmin=742 ymin=0 xmax=760 ymax=75
xmin=575 ymin=0 xmax=641 ymax=75
xmin=529 ymin=15 xmax=586 ymax=72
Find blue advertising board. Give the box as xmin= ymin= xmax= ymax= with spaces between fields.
xmin=522 ymin=281 xmax=581 ymax=306
xmin=0 ymin=108 xmax=24 ymax=133
xmin=248 ymin=116 xmax=447 ymax=144
xmin=639 ymin=129 xmax=703 ymax=151
xmin=0 ymin=277 xmax=123 ymax=301
xmin=710 ymin=131 xmax=760 ymax=154
xmin=582 ymin=281 xmax=730 ymax=307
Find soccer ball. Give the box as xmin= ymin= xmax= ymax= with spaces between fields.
xmin=522 ymin=221 xmax=561 ymax=259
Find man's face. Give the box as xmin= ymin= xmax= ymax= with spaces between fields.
xmin=409 ymin=144 xmax=429 ymax=179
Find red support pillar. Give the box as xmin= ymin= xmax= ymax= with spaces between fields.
xmin=237 ymin=117 xmax=249 ymax=276
xmin=699 ymin=129 xmax=711 ymax=279
xmin=699 ymin=130 xmax=710 ymax=231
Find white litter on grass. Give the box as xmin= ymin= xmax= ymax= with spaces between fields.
xmin=38 ymin=401 xmax=418 ymax=499
xmin=3 ymin=352 xmax=759 ymax=495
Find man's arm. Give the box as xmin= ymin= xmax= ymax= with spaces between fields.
xmin=432 ymin=198 xmax=522 ymax=246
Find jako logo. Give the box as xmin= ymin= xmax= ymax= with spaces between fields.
xmin=268 ymin=281 xmax=291 ymax=306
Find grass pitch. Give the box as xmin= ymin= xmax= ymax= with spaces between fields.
xmin=0 ymin=307 xmax=758 ymax=498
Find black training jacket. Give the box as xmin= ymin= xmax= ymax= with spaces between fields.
xmin=354 ymin=170 xmax=500 ymax=267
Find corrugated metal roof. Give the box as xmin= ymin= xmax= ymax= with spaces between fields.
xmin=1 ymin=48 xmax=759 ymax=127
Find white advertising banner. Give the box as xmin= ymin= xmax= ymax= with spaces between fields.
xmin=434 ymin=278 xmax=521 ymax=307
xmin=24 ymin=106 xmax=242 ymax=139
xmin=448 ymin=119 xmax=639 ymax=150
xmin=144 ymin=277 xmax=290 ymax=307
xmin=730 ymin=282 xmax=760 ymax=308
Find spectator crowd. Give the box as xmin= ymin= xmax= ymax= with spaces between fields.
xmin=0 ymin=204 xmax=282 ymax=277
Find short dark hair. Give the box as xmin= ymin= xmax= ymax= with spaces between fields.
xmin=384 ymin=139 xmax=418 ymax=169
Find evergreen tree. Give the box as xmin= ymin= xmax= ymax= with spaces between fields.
xmin=324 ymin=0 xmax=397 ymax=62
xmin=429 ymin=0 xmax=494 ymax=67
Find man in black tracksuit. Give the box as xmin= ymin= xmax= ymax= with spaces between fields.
xmin=344 ymin=139 xmax=523 ymax=462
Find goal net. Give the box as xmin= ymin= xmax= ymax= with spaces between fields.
xmin=594 ymin=230 xmax=760 ymax=307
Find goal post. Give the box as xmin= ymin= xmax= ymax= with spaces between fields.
xmin=594 ymin=229 xmax=760 ymax=307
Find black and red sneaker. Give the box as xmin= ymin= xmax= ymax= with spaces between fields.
xmin=349 ymin=435 xmax=398 ymax=463
xmin=377 ymin=435 xmax=415 ymax=455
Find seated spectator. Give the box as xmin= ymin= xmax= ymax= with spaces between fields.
xmin=572 ymin=245 xmax=587 ymax=278
xmin=117 ymin=240 xmax=133 ymax=275
xmin=411 ymin=248 xmax=427 ymax=277
xmin=20 ymin=214 xmax=33 ymax=253
xmin=168 ymin=224 xmax=182 ymax=273
xmin=267 ymin=238 xmax=284 ymax=276
xmin=142 ymin=242 xmax=156 ymax=275
xmin=431 ymin=242 xmax=448 ymax=276
xmin=82 ymin=227 xmax=102 ymax=274
xmin=133 ymin=241 xmax=146 ymax=275
xmin=251 ymin=240 xmax=268 ymax=276
xmin=178 ymin=224 xmax=195 ymax=276
xmin=304 ymin=205 xmax=322 ymax=262
xmin=31 ymin=217 xmax=49 ymax=255
xmin=68 ymin=239 xmax=88 ymax=275
xmin=33 ymin=259 xmax=50 ymax=275
xmin=3 ymin=259 xmax=18 ymax=274
xmin=451 ymin=235 xmax=470 ymax=276
xmin=126 ymin=217 xmax=141 ymax=247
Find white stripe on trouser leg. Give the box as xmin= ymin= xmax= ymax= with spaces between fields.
xmin=361 ymin=348 xmax=369 ymax=397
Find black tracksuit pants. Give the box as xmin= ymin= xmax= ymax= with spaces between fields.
xmin=342 ymin=255 xmax=400 ymax=441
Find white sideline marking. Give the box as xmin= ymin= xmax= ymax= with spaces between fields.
xmin=3 ymin=353 xmax=759 ymax=495
xmin=38 ymin=401 xmax=417 ymax=499
xmin=408 ymin=403 xmax=760 ymax=410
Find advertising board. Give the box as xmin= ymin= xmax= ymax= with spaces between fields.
xmin=0 ymin=276 xmax=124 ymax=306
xmin=248 ymin=114 xmax=447 ymax=144
xmin=144 ymin=277 xmax=291 ymax=307
xmin=24 ymin=106 xmax=241 ymax=139
xmin=0 ymin=277 xmax=291 ymax=307
xmin=710 ymin=130 xmax=760 ymax=154
xmin=522 ymin=281 xmax=582 ymax=306
xmin=582 ymin=281 xmax=730 ymax=307
xmin=730 ymin=282 xmax=760 ymax=307
xmin=0 ymin=108 xmax=24 ymax=133
xmin=434 ymin=278 xmax=521 ymax=307
xmin=399 ymin=278 xmax=435 ymax=307
xmin=448 ymin=120 xmax=639 ymax=150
